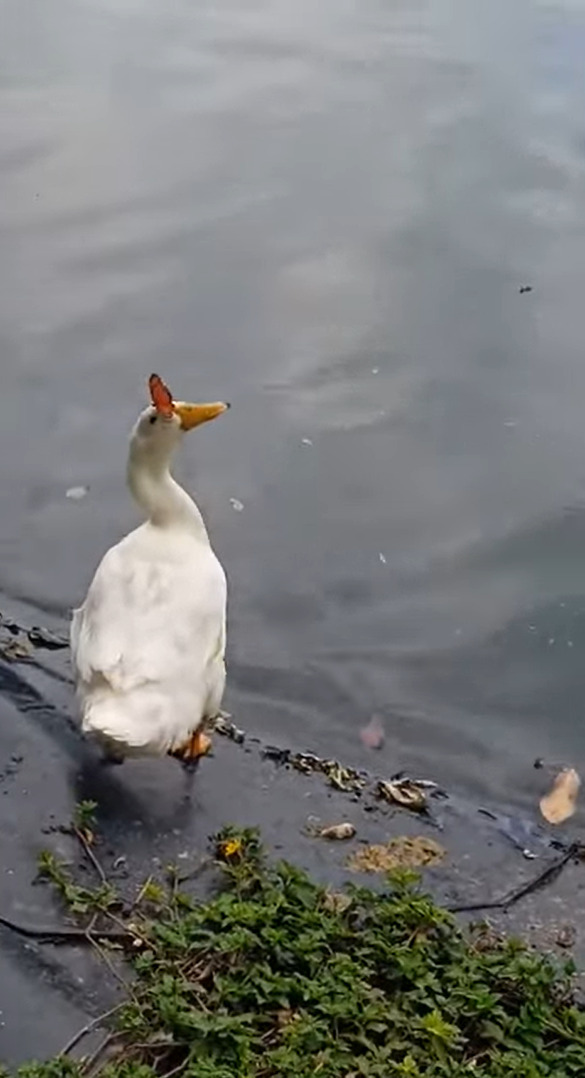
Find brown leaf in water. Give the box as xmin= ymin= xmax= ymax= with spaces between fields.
xmin=360 ymin=714 xmax=385 ymax=750
xmin=539 ymin=768 xmax=580 ymax=824
xmin=347 ymin=835 xmax=445 ymax=874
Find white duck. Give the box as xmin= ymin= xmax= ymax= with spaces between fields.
xmin=71 ymin=374 xmax=229 ymax=766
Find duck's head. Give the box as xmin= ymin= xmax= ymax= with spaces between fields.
xmin=130 ymin=374 xmax=230 ymax=467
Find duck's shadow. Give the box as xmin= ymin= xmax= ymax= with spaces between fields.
xmin=70 ymin=751 xmax=205 ymax=843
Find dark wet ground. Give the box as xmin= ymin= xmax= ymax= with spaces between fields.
xmin=2 ymin=655 xmax=585 ymax=1064
xmin=3 ymin=0 xmax=585 ymax=1060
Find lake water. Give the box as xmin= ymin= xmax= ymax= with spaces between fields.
xmin=2 ymin=0 xmax=585 ymax=809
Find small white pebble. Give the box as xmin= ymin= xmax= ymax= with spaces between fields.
xmin=230 ymin=498 xmax=244 ymax=512
xmin=378 ymin=553 xmax=386 ymax=564
xmin=178 ymin=851 xmax=189 ymax=860
xmin=372 ymin=367 xmax=379 ymax=375
xmin=66 ymin=485 xmax=88 ymax=500
xmin=301 ymin=437 xmax=313 ymax=446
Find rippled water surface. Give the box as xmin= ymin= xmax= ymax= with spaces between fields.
xmin=3 ymin=0 xmax=585 ymax=804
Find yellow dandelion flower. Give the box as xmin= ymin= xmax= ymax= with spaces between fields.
xmin=221 ymin=838 xmax=242 ymax=858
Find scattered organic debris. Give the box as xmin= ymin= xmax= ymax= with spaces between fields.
xmin=27 ymin=625 xmax=68 ymax=650
xmin=0 ymin=636 xmax=31 ymax=662
xmin=212 ymin=713 xmax=245 ymax=744
xmin=259 ymin=746 xmax=366 ymax=792
xmin=377 ymin=777 xmax=428 ymax=812
xmin=11 ymin=824 xmax=585 ymax=1078
xmin=262 ymin=744 xmax=291 ymax=764
xmin=0 ymin=611 xmax=68 ymax=661
xmin=359 ymin=713 xmax=384 ymax=750
xmin=208 ymin=710 xmax=448 ymax=819
xmin=540 ymin=767 xmax=580 ymax=824
xmin=348 ymin=835 xmax=445 ymax=874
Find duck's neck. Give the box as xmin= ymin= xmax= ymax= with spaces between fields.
xmin=127 ymin=453 xmax=208 ymax=538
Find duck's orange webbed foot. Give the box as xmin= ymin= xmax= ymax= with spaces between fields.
xmin=170 ymin=729 xmax=212 ymax=770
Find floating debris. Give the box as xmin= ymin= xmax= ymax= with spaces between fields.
xmin=66 ymin=485 xmax=88 ymax=500
xmin=540 ymin=768 xmax=580 ymax=825
xmin=360 ymin=714 xmax=384 ymax=751
xmin=377 ymin=778 xmax=427 ymax=812
xmin=348 ymin=835 xmax=445 ymax=874
xmin=230 ymin=498 xmax=244 ymax=512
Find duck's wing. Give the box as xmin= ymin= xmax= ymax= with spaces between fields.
xmin=71 ymin=534 xmax=227 ymax=697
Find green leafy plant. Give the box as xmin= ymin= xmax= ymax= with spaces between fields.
xmin=11 ymin=827 xmax=585 ymax=1078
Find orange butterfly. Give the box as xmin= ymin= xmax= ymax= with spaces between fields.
xmin=149 ymin=373 xmax=174 ymax=418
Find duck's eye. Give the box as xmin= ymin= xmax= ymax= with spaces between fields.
xmin=149 ymin=414 xmax=158 ymax=425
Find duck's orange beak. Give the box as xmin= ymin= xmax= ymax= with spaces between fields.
xmin=173 ymin=400 xmax=230 ymax=431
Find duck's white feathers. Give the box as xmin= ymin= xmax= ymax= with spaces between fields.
xmin=71 ymin=521 xmax=226 ymax=756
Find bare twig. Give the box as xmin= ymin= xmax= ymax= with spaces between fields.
xmin=74 ymin=826 xmax=108 ymax=885
xmin=88 ymin=930 xmax=138 ymax=1002
xmin=159 ymin=1061 xmax=189 ymax=1078
xmin=104 ymin=907 xmax=148 ymax=945
xmin=447 ymin=843 xmax=581 ymax=914
xmin=0 ymin=914 xmax=129 ymax=944
xmin=58 ymin=1003 xmax=124 ymax=1057
xmin=81 ymin=1032 xmax=120 ymax=1077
